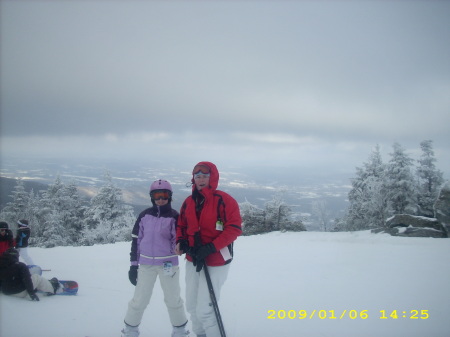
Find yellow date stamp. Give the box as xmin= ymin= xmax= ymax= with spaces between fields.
xmin=267 ymin=309 xmax=429 ymax=320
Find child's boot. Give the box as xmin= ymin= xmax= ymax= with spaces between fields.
xmin=121 ymin=323 xmax=140 ymax=337
xmin=47 ymin=277 xmax=60 ymax=295
xmin=171 ymin=324 xmax=190 ymax=337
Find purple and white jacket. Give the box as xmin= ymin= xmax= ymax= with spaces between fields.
xmin=129 ymin=203 xmax=179 ymax=267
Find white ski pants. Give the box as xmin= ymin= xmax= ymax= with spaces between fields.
xmin=185 ymin=261 xmax=230 ymax=337
xmin=13 ymin=274 xmax=54 ymax=299
xmin=124 ymin=264 xmax=187 ymax=327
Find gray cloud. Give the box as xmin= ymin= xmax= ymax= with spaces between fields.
xmin=1 ymin=1 xmax=449 ymax=175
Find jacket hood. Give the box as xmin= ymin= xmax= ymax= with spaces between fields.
xmin=191 ymin=161 xmax=219 ymax=192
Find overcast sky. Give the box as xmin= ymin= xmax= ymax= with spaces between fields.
xmin=1 ymin=0 xmax=449 ymax=177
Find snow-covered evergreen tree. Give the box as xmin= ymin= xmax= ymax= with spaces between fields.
xmin=264 ymin=193 xmax=305 ymax=232
xmin=240 ymin=194 xmax=305 ymax=235
xmin=240 ymin=200 xmax=268 ymax=235
xmin=416 ymin=140 xmax=444 ymax=217
xmin=35 ymin=176 xmax=86 ymax=247
xmin=345 ymin=145 xmax=388 ymax=230
xmin=0 ymin=179 xmax=38 ymax=232
xmin=264 ymin=193 xmax=291 ymax=232
xmin=332 ymin=217 xmax=347 ymax=232
xmin=385 ymin=142 xmax=416 ymax=215
xmin=40 ymin=209 xmax=67 ymax=248
xmin=57 ymin=181 xmax=85 ymax=244
xmin=82 ymin=172 xmax=134 ymax=245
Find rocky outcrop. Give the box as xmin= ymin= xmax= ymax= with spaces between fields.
xmin=434 ymin=181 xmax=450 ymax=236
xmin=386 ymin=214 xmax=442 ymax=230
xmin=371 ymin=214 xmax=447 ymax=238
xmin=371 ymin=181 xmax=450 ymax=238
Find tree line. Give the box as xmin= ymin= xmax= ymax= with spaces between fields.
xmin=0 ymin=140 xmax=445 ymax=245
xmin=0 ymin=171 xmax=306 ymax=247
xmin=0 ymin=173 xmax=135 ymax=247
xmin=335 ymin=140 xmax=445 ymax=231
xmin=239 ymin=140 xmax=445 ymax=234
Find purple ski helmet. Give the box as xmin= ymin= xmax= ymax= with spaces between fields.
xmin=150 ymin=179 xmax=172 ymax=193
xmin=149 ymin=179 xmax=173 ymax=203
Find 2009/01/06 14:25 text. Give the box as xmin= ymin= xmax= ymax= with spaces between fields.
xmin=267 ymin=309 xmax=429 ymax=320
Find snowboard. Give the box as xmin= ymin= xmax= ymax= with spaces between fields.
xmin=37 ymin=280 xmax=78 ymax=296
xmin=54 ymin=280 xmax=78 ymax=295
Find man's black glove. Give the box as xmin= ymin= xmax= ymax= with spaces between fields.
xmin=196 ymin=243 xmax=216 ymax=260
xmin=194 ymin=243 xmax=216 ymax=272
xmin=178 ymin=240 xmax=191 ymax=255
xmin=128 ymin=265 xmax=138 ymax=286
xmin=29 ymin=292 xmax=40 ymax=301
xmin=194 ymin=257 xmax=204 ymax=273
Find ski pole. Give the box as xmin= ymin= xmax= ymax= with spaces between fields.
xmin=203 ymin=264 xmax=226 ymax=337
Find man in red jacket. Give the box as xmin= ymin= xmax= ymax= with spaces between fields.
xmin=176 ymin=161 xmax=242 ymax=337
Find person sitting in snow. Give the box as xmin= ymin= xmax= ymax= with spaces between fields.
xmin=0 ymin=248 xmax=60 ymax=301
xmin=121 ymin=179 xmax=190 ymax=337
xmin=15 ymin=219 xmax=34 ymax=265
xmin=0 ymin=222 xmax=15 ymax=256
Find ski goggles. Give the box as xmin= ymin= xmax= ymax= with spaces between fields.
xmin=150 ymin=190 xmax=171 ymax=200
xmin=193 ymin=165 xmax=210 ymax=177
xmin=194 ymin=172 xmax=210 ymax=179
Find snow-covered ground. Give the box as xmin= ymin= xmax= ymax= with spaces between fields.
xmin=1 ymin=231 xmax=449 ymax=337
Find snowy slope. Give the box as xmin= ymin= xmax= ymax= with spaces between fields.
xmin=1 ymin=231 xmax=449 ymax=337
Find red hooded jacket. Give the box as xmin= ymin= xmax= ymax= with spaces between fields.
xmin=177 ymin=161 xmax=242 ymax=266
xmin=0 ymin=229 xmax=15 ymax=256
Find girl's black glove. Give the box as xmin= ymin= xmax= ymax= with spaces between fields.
xmin=128 ymin=265 xmax=138 ymax=286
xmin=178 ymin=240 xmax=191 ymax=255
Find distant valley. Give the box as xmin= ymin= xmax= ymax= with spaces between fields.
xmin=0 ymin=157 xmax=351 ymax=230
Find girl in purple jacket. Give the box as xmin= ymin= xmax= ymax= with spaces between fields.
xmin=121 ymin=180 xmax=189 ymax=337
